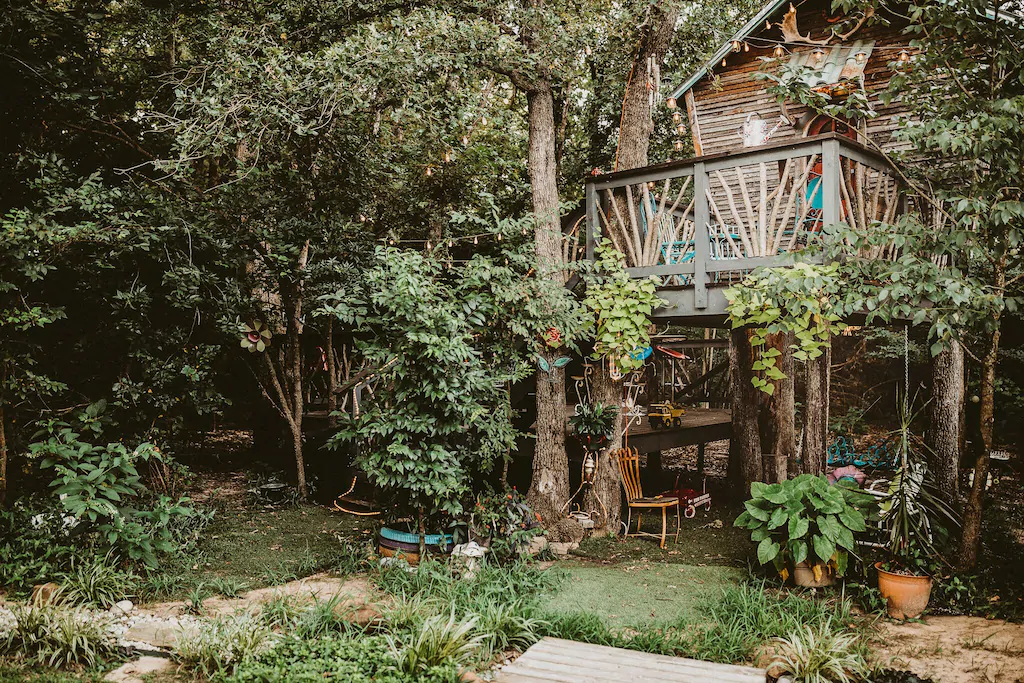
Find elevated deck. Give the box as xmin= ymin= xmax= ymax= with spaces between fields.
xmin=498 ymin=637 xmax=766 ymax=682
xmin=585 ymin=133 xmax=904 ymax=324
xmin=563 ymin=407 xmax=730 ymax=454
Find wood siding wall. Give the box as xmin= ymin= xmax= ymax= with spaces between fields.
xmin=688 ymin=5 xmax=911 ymax=158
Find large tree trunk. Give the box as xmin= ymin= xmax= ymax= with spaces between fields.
xmin=614 ymin=2 xmax=681 ymax=171
xmin=584 ymin=367 xmax=623 ymax=535
xmin=927 ymin=339 xmax=963 ymax=503
xmin=761 ymin=333 xmax=794 ymax=483
xmin=729 ymin=328 xmax=763 ymax=494
xmin=526 ymin=81 xmax=572 ymax=531
xmin=959 ymin=255 xmax=1003 ymax=570
xmin=802 ymin=341 xmax=831 ymax=475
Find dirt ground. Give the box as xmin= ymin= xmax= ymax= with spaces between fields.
xmin=876 ymin=615 xmax=1024 ymax=683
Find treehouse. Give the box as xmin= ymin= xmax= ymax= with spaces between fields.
xmin=585 ymin=0 xmax=913 ymax=324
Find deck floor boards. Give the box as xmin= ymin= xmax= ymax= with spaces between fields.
xmin=496 ymin=637 xmax=765 ymax=683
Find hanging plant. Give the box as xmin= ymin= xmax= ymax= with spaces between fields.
xmin=240 ymin=320 xmax=272 ymax=353
xmin=725 ymin=262 xmax=846 ymax=394
xmin=584 ymin=241 xmax=667 ymax=375
xmin=569 ymin=401 xmax=618 ymax=449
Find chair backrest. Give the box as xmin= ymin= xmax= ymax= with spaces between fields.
xmin=614 ymin=447 xmax=644 ymax=503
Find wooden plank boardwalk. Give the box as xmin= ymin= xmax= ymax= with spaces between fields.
xmin=496 ymin=637 xmax=766 ymax=683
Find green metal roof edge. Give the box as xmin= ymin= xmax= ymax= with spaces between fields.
xmin=668 ymin=0 xmax=793 ymax=101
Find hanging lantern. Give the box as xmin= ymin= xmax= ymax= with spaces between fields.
xmin=666 ymin=97 xmax=677 ymax=109
xmin=672 ymin=111 xmax=682 ymax=124
xmin=811 ymin=47 xmax=827 ymax=63
xmin=676 ymin=123 xmax=686 ymax=135
xmin=898 ymin=49 xmax=910 ymax=63
xmin=730 ymin=40 xmax=742 ymax=52
xmin=773 ymin=45 xmax=785 ymax=58
xmin=673 ymin=139 xmax=684 ymax=152
xmin=647 ymin=181 xmax=656 ymax=190
xmin=854 ymin=49 xmax=868 ymax=64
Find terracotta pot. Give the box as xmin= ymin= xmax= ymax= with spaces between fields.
xmin=792 ymin=561 xmax=836 ymax=588
xmin=876 ymin=562 xmax=932 ymax=619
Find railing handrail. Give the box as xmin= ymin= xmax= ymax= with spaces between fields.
xmin=585 ymin=132 xmax=890 ymax=190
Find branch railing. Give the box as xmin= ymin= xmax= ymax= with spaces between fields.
xmin=585 ymin=133 xmax=903 ymax=311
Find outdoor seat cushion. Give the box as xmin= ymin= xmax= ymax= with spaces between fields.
xmin=629 ymin=496 xmax=678 ymax=506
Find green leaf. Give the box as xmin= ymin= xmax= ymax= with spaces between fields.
xmin=757 ymin=537 xmax=780 ymax=565
xmin=791 ymin=539 xmax=808 ymax=565
xmin=838 ymin=508 xmax=867 ymax=532
xmin=788 ymin=515 xmax=809 ymax=539
xmin=811 ymin=534 xmax=836 ymax=563
xmin=768 ymin=506 xmax=788 ymax=529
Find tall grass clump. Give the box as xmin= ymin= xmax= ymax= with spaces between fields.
xmin=1 ymin=604 xmax=119 ymax=669
xmin=59 ymin=555 xmax=137 ymax=608
xmin=173 ymin=613 xmax=271 ymax=678
xmin=389 ymin=611 xmax=484 ymax=674
xmin=770 ymin=623 xmax=870 ymax=683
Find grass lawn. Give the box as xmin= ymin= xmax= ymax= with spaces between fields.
xmin=544 ymin=563 xmax=746 ymax=627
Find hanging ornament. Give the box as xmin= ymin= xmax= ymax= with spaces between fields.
xmin=240 ymin=321 xmax=272 ymax=353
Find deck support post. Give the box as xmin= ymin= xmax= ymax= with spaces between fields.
xmin=693 ymin=161 xmax=710 ymax=309
xmin=729 ymin=328 xmax=762 ymax=494
xmin=822 ymin=138 xmax=842 ymax=227
xmin=585 ymin=182 xmax=599 ymax=261
xmin=802 ymin=338 xmax=831 ymax=475
xmin=926 ymin=339 xmax=964 ymax=502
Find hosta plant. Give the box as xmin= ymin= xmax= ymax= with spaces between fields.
xmin=735 ymin=475 xmax=872 ymax=582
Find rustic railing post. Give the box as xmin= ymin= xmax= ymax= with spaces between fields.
xmin=585 ymin=181 xmax=599 ymax=262
xmin=821 ymin=138 xmax=842 ymax=227
xmin=693 ymin=161 xmax=710 ymax=309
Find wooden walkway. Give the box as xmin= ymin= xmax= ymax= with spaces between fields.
xmin=497 ymin=637 xmax=766 ymax=683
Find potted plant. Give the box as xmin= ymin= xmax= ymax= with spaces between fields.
xmin=735 ymin=475 xmax=871 ymax=587
xmin=875 ymin=414 xmax=960 ymax=619
xmin=569 ymin=401 xmax=618 ymax=450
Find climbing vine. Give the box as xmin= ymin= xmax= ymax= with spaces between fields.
xmin=584 ymin=241 xmax=667 ymax=374
xmin=725 ymin=262 xmax=847 ymax=394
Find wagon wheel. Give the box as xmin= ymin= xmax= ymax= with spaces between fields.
xmin=684 ymin=504 xmax=697 ymax=519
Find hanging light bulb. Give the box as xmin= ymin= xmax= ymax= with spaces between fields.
xmin=585 ymin=45 xmax=592 ymax=56
xmin=448 ymin=238 xmax=454 ymax=247
xmin=854 ymin=49 xmax=868 ymax=64
xmin=522 ymin=227 xmax=528 ymax=235
xmin=389 ymin=237 xmax=396 ymax=245
xmin=672 ymin=111 xmax=682 ymax=124
xmin=647 ymin=181 xmax=656 ymax=190
xmin=773 ymin=45 xmax=785 ymax=58
xmin=443 ymin=149 xmax=453 ymax=163
xmin=811 ymin=47 xmax=827 ymax=63
xmin=666 ymin=97 xmax=677 ymax=109
xmin=721 ymin=57 xmax=728 ymax=67
xmin=731 ymin=40 xmax=742 ymax=53
xmin=744 ymin=41 xmax=750 ymax=52
xmin=426 ymin=240 xmax=432 ymax=251
xmin=898 ymin=49 xmax=910 ymax=63
xmin=673 ymin=139 xmax=685 ymax=152
xmin=425 ymin=166 xmax=433 ymax=177
xmin=676 ymin=123 xmax=686 ymax=135
xmin=496 ymin=232 xmax=502 ymax=241
xmin=473 ymin=236 xmax=479 ymax=245
xmin=481 ymin=116 xmax=488 ymax=125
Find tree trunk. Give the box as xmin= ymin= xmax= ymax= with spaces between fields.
xmin=761 ymin=333 xmax=794 ymax=483
xmin=526 ymin=81 xmax=572 ymax=530
xmin=802 ymin=340 xmax=831 ymax=475
xmin=0 ymin=405 xmax=7 ymax=507
xmin=614 ymin=2 xmax=681 ymax=171
xmin=584 ymin=366 xmax=623 ymax=534
xmin=959 ymin=253 xmax=1003 ymax=571
xmin=729 ymin=328 xmax=762 ymax=494
xmin=927 ymin=339 xmax=963 ymax=503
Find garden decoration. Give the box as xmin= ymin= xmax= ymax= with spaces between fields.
xmin=827 ymin=464 xmax=866 ymax=486
xmin=621 ymin=367 xmax=648 ymax=438
xmin=655 ymin=345 xmax=689 ymax=360
xmin=332 ymin=476 xmax=381 ymax=516
xmin=735 ymin=475 xmax=871 ymax=587
xmin=616 ymin=447 xmax=680 ymax=549
xmin=828 ymin=435 xmax=898 ymax=470
xmin=537 ymin=355 xmax=571 ymax=373
xmin=240 ymin=320 xmax=272 ymax=353
xmin=647 ymin=401 xmax=686 ymax=429
xmin=377 ymin=527 xmax=454 ymax=565
xmin=569 ymin=401 xmax=618 ymax=450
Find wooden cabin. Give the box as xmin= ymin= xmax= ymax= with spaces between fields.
xmin=584 ymin=0 xmax=913 ymax=324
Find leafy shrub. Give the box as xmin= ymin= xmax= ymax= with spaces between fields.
xmin=1 ymin=605 xmax=119 ymax=669
xmin=227 ymin=633 xmax=461 ymax=682
xmin=29 ymin=419 xmax=202 ymax=567
xmin=735 ymin=476 xmax=872 ymax=580
xmin=59 ymin=555 xmax=137 ymax=608
xmin=770 ymin=623 xmax=869 ymax=683
xmin=0 ymin=507 xmax=79 ymax=592
xmin=469 ymin=488 xmax=542 ymax=563
xmin=389 ymin=611 xmax=484 ymax=674
xmin=173 ymin=613 xmax=271 ymax=678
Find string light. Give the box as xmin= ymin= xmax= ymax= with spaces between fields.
xmin=443 ymin=149 xmax=453 ymax=162
xmin=676 ymin=123 xmax=686 ymax=135
xmin=425 ymin=166 xmax=434 ymax=177
xmin=359 ymin=214 xmax=367 ymax=222
xmin=481 ymin=116 xmax=487 ymax=125
xmin=426 ymin=240 xmax=432 ymax=251
xmin=731 ymin=40 xmax=742 ymax=53
xmin=461 ymin=135 xmax=470 ymax=146
xmin=854 ymin=49 xmax=868 ymax=64
xmin=721 ymin=57 xmax=727 ymax=67
xmin=496 ymin=232 xmax=502 ymax=241
xmin=389 ymin=238 xmax=396 ymax=245
xmin=521 ymin=227 xmax=528 ymax=235
xmin=473 ymin=236 xmax=479 ymax=245
xmin=673 ymin=139 xmax=684 ymax=152
xmin=898 ymin=49 xmax=910 ymax=63
xmin=672 ymin=112 xmax=682 ymax=124
xmin=448 ymin=238 xmax=454 ymax=247
xmin=744 ymin=42 xmax=750 ymax=52
xmin=666 ymin=97 xmax=677 ymax=109
xmin=811 ymin=47 xmax=827 ymax=63
xmin=585 ymin=46 xmax=592 ymax=56
xmin=773 ymin=45 xmax=785 ymax=58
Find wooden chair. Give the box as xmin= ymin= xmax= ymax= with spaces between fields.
xmin=615 ymin=447 xmax=680 ymax=549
